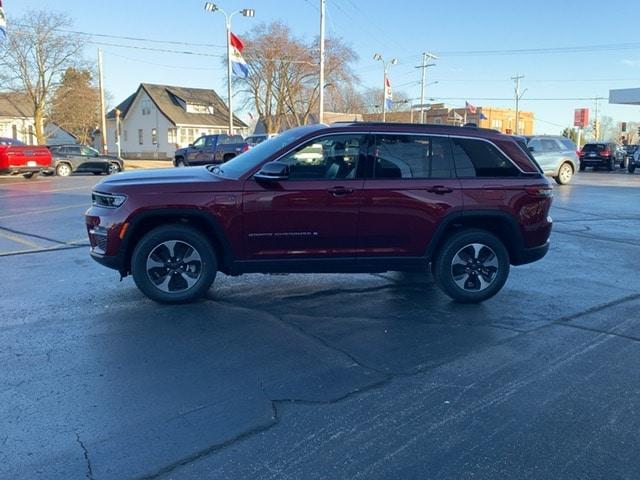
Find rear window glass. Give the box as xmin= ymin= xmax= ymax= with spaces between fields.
xmin=583 ymin=144 xmax=606 ymax=152
xmin=451 ymin=137 xmax=520 ymax=177
xmin=560 ymin=139 xmax=576 ymax=150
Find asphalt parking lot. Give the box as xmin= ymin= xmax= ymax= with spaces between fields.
xmin=2 ymin=170 xmax=640 ymax=479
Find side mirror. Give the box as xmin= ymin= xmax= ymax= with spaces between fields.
xmin=188 ymin=143 xmax=193 ymax=148
xmin=254 ymin=161 xmax=290 ymax=182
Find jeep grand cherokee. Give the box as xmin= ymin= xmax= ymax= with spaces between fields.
xmin=86 ymin=123 xmax=552 ymax=304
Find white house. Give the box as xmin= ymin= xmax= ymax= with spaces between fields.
xmin=106 ymin=83 xmax=248 ymax=159
xmin=0 ymin=92 xmax=36 ymax=144
xmin=44 ymin=123 xmax=78 ymax=145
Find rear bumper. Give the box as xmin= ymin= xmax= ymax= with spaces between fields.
xmin=511 ymin=241 xmax=550 ymax=266
xmin=1 ymin=166 xmax=49 ymax=175
xmin=580 ymin=157 xmax=611 ymax=165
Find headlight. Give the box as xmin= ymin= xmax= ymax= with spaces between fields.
xmin=92 ymin=192 xmax=127 ymax=208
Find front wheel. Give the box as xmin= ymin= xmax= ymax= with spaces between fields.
xmin=55 ymin=162 xmax=72 ymax=177
xmin=22 ymin=172 xmax=36 ymax=179
xmin=554 ymin=162 xmax=573 ymax=185
xmin=629 ymin=163 xmax=637 ymax=174
xmin=432 ymin=229 xmax=510 ymax=303
xmin=175 ymin=157 xmax=186 ymax=167
xmin=131 ymin=225 xmax=217 ymax=303
xmin=108 ymin=162 xmax=121 ymax=175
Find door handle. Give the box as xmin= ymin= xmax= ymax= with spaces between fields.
xmin=427 ymin=185 xmax=454 ymax=194
xmin=328 ymin=186 xmax=354 ymax=196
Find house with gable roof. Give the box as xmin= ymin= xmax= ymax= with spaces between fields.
xmin=106 ymin=83 xmax=248 ymax=159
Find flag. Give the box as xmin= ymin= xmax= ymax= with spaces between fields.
xmin=479 ymin=112 xmax=487 ymax=120
xmin=0 ymin=0 xmax=7 ymax=43
xmin=230 ymin=32 xmax=248 ymax=79
xmin=465 ymin=101 xmax=477 ymax=114
xmin=384 ymin=76 xmax=393 ymax=109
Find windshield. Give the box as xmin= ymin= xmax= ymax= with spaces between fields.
xmin=213 ymin=125 xmax=326 ymax=178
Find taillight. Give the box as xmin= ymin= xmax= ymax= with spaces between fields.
xmin=601 ymin=150 xmax=611 ymax=157
xmin=525 ymin=186 xmax=553 ymax=198
xmin=241 ymin=144 xmax=249 ymax=153
xmin=576 ymin=150 xmax=582 ymax=157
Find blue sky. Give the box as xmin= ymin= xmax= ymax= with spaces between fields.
xmin=5 ymin=0 xmax=640 ymax=134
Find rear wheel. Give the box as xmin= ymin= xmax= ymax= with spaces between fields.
xmin=554 ymin=162 xmax=573 ymax=185
xmin=22 ymin=172 xmax=36 ymax=179
xmin=175 ymin=157 xmax=186 ymax=167
xmin=131 ymin=225 xmax=217 ymax=303
xmin=629 ymin=163 xmax=637 ymax=174
xmin=607 ymin=158 xmax=614 ymax=171
xmin=55 ymin=162 xmax=72 ymax=177
xmin=579 ymin=162 xmax=586 ymax=172
xmin=223 ymin=154 xmax=235 ymax=162
xmin=432 ymin=229 xmax=510 ymax=303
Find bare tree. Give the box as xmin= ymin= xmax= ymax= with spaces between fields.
xmin=49 ymin=68 xmax=100 ymax=145
xmin=237 ymin=22 xmax=359 ymax=133
xmin=0 ymin=11 xmax=85 ymax=144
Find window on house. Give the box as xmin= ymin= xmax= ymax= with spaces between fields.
xmin=491 ymin=119 xmax=503 ymax=129
xmin=141 ymin=99 xmax=152 ymax=115
xmin=138 ymin=129 xmax=143 ymax=145
xmin=151 ymin=128 xmax=158 ymax=145
xmin=124 ymin=130 xmax=128 ymax=142
xmin=179 ymin=128 xmax=187 ymax=146
xmin=28 ymin=125 xmax=34 ymax=145
xmin=168 ymin=128 xmax=177 ymax=144
xmin=12 ymin=125 xmax=17 ymax=139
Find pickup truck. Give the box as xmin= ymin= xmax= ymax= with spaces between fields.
xmin=173 ymin=134 xmax=249 ymax=167
xmin=0 ymin=137 xmax=52 ymax=179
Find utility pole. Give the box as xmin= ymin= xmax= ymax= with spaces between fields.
xmin=594 ymin=96 xmax=604 ymax=141
xmin=416 ymin=52 xmax=437 ymax=123
xmin=318 ymin=0 xmax=325 ymax=124
xmin=97 ymin=48 xmax=108 ymax=154
xmin=373 ymin=53 xmax=397 ymax=122
xmin=511 ymin=73 xmax=525 ymax=135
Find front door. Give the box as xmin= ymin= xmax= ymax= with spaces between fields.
xmin=188 ymin=136 xmax=207 ymax=165
xmin=242 ymin=133 xmax=367 ymax=261
xmin=358 ymin=133 xmax=462 ymax=257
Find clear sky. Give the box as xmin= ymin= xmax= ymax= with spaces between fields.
xmin=5 ymin=0 xmax=640 ymax=134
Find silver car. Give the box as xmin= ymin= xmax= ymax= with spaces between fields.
xmin=525 ymin=135 xmax=579 ymax=185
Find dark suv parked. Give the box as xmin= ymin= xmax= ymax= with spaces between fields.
xmin=49 ymin=144 xmax=124 ymax=177
xmin=86 ymin=123 xmax=553 ymax=304
xmin=579 ymin=142 xmax=617 ymax=171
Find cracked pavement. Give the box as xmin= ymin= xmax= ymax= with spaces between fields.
xmin=1 ymin=171 xmax=640 ymax=479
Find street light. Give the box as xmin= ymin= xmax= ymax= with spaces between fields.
xmin=373 ymin=53 xmax=397 ymax=122
xmin=204 ymin=2 xmax=255 ymax=134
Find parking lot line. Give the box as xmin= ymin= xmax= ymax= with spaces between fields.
xmin=0 ymin=203 xmax=88 ymax=220
xmin=0 ymin=231 xmax=41 ymax=249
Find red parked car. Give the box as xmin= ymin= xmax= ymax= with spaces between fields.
xmin=0 ymin=137 xmax=52 ymax=178
xmin=86 ymin=123 xmax=553 ymax=304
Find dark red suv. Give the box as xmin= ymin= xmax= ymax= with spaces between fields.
xmin=86 ymin=123 xmax=552 ymax=303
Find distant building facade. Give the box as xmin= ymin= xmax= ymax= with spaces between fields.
xmin=0 ymin=92 xmax=36 ymax=144
xmin=106 ymin=83 xmax=248 ymax=159
xmin=363 ymin=103 xmax=535 ymax=135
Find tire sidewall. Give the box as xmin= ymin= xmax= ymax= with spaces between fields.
xmin=433 ymin=229 xmax=510 ymax=303
xmin=56 ymin=163 xmax=71 ymax=177
xmin=131 ymin=225 xmax=217 ymax=303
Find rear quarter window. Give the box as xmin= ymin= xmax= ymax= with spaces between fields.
xmin=451 ymin=137 xmax=521 ymax=177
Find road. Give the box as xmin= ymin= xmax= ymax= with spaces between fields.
xmin=1 ymin=170 xmax=640 ymax=479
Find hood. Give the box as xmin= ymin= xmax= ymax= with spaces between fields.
xmin=94 ymin=166 xmax=227 ymax=193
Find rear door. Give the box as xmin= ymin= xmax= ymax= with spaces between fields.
xmin=358 ymin=133 xmax=462 ymax=257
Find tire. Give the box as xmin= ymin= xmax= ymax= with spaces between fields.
xmin=55 ymin=162 xmax=72 ymax=177
xmin=554 ymin=162 xmax=573 ymax=185
xmin=432 ymin=229 xmax=510 ymax=303
xmin=607 ymin=159 xmax=614 ymax=171
xmin=22 ymin=172 xmax=36 ymax=179
xmin=108 ymin=162 xmax=121 ymax=175
xmin=131 ymin=225 xmax=217 ymax=303
xmin=93 ymin=172 xmax=102 ymax=176
xmin=223 ymin=154 xmax=235 ymax=162
xmin=175 ymin=157 xmax=186 ymax=167
xmin=629 ymin=163 xmax=637 ymax=174
xmin=579 ymin=162 xmax=586 ymax=172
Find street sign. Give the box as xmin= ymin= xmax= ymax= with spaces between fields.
xmin=574 ymin=108 xmax=589 ymax=127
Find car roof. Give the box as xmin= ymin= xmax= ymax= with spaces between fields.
xmin=327 ymin=121 xmax=508 ymax=139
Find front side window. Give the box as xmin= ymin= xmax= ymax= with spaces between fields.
xmin=541 ymin=139 xmax=560 ymax=152
xmin=192 ymin=136 xmax=206 ymax=148
xmin=279 ymin=134 xmax=365 ymax=180
xmin=452 ymin=137 xmax=520 ymax=177
xmin=372 ymin=134 xmax=454 ymax=179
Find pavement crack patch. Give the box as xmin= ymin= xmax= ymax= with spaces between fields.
xmin=75 ymin=433 xmax=94 ymax=480
xmin=552 ymin=229 xmax=640 ymax=248
xmin=552 ymin=322 xmax=640 ymax=343
xmin=556 ymin=292 xmax=640 ymax=323
xmin=0 ymin=244 xmax=87 ymax=257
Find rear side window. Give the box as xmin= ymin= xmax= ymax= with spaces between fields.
xmin=451 ymin=137 xmax=520 ymax=177
xmin=560 ymin=139 xmax=576 ymax=150
xmin=372 ymin=134 xmax=454 ymax=179
xmin=541 ymin=139 xmax=560 ymax=152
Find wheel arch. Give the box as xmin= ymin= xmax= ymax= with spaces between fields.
xmin=120 ymin=209 xmax=235 ymax=276
xmin=426 ymin=210 xmax=524 ymax=265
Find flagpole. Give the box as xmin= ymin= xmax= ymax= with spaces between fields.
xmin=226 ymin=16 xmax=233 ymax=135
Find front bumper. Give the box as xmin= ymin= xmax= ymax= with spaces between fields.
xmin=90 ymin=250 xmax=121 ymax=271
